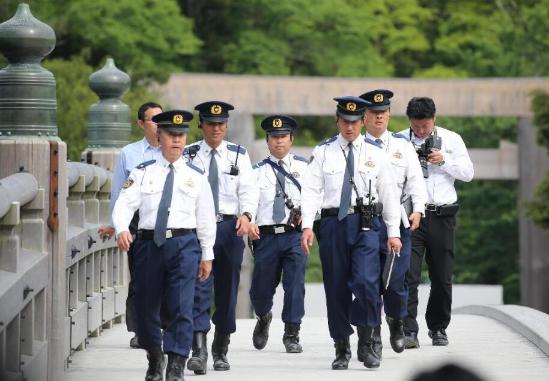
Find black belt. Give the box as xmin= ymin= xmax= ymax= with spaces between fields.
xmin=321 ymin=204 xmax=383 ymax=218
xmin=137 ymin=228 xmax=195 ymax=240
xmin=425 ymin=203 xmax=459 ymax=216
xmin=259 ymin=224 xmax=299 ymax=235
xmin=216 ymin=214 xmax=237 ymax=223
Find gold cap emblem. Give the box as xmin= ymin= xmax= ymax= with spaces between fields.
xmin=273 ymin=118 xmax=283 ymax=128
xmin=346 ymin=102 xmax=357 ymax=111
xmin=172 ymin=114 xmax=183 ymax=124
xmin=211 ymin=104 xmax=222 ymax=115
xmin=374 ymin=94 xmax=384 ymax=103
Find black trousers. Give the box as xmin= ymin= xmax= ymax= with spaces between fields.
xmin=404 ymin=211 xmax=455 ymax=334
xmin=126 ymin=213 xmax=169 ymax=333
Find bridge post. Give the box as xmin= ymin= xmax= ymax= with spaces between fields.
xmin=0 ymin=3 xmax=68 ymax=381
xmin=82 ymin=57 xmax=131 ymax=171
xmin=226 ymin=113 xmax=256 ymax=318
xmin=518 ymin=117 xmax=549 ymax=313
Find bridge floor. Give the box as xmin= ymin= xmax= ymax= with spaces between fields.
xmin=64 ymin=315 xmax=549 ymax=381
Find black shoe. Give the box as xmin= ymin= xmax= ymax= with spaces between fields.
xmin=166 ymin=353 xmax=186 ymax=381
xmin=253 ymin=311 xmax=272 ymax=350
xmin=404 ymin=332 xmax=420 ymax=349
xmin=331 ymin=337 xmax=351 ymax=370
xmin=429 ymin=329 xmax=449 ymax=346
xmin=359 ymin=327 xmax=380 ymax=369
xmin=130 ymin=334 xmax=141 ymax=349
xmin=145 ymin=347 xmax=165 ymax=381
xmin=282 ymin=323 xmax=303 ymax=353
xmin=187 ymin=332 xmax=208 ymax=375
xmin=211 ymin=330 xmax=230 ymax=371
xmin=372 ymin=326 xmax=383 ymax=360
xmin=386 ymin=317 xmax=405 ymax=353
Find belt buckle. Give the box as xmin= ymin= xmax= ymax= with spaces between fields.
xmin=216 ymin=214 xmax=223 ymax=223
xmin=165 ymin=229 xmax=173 ymax=239
xmin=426 ymin=204 xmax=437 ymax=212
xmin=347 ymin=206 xmax=355 ymax=214
xmin=274 ymin=226 xmax=285 ymax=234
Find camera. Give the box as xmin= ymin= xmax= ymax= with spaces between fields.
xmin=187 ymin=145 xmax=200 ymax=159
xmin=415 ymin=135 xmax=442 ymax=178
xmin=285 ymin=199 xmax=302 ymax=229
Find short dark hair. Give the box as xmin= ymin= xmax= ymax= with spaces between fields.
xmin=410 ymin=364 xmax=486 ymax=381
xmin=406 ymin=97 xmax=436 ymax=119
xmin=137 ymin=102 xmax=162 ymax=121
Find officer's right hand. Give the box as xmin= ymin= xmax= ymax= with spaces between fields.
xmin=248 ymin=223 xmax=260 ymax=240
xmin=198 ymin=260 xmax=212 ymax=281
xmin=301 ymin=228 xmax=315 ymax=255
xmin=116 ymin=231 xmax=133 ymax=252
xmin=98 ymin=225 xmax=115 ymax=240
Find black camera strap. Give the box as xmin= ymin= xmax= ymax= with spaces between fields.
xmin=409 ymin=126 xmax=438 ymax=142
xmin=263 ymin=158 xmax=302 ymax=192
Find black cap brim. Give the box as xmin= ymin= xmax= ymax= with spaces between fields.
xmin=201 ymin=116 xmax=228 ymax=123
xmin=159 ymin=126 xmax=189 ymax=133
xmin=337 ymin=111 xmax=363 ymax=121
xmin=267 ymin=129 xmax=292 ymax=136
xmin=367 ymin=105 xmax=390 ymax=111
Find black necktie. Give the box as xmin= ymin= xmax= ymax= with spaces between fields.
xmin=154 ymin=163 xmax=174 ymax=247
xmin=273 ymin=160 xmax=286 ymax=223
xmin=208 ymin=149 xmax=219 ymax=214
xmin=338 ymin=143 xmax=354 ymax=220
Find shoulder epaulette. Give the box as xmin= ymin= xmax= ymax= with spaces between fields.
xmin=136 ymin=159 xmax=156 ymax=169
xmin=392 ymin=132 xmax=409 ymax=141
xmin=365 ymin=138 xmax=383 ymax=148
xmin=227 ymin=144 xmax=246 ymax=155
xmin=293 ymin=155 xmax=308 ymax=163
xmin=319 ymin=135 xmax=338 ymax=146
xmin=186 ymin=161 xmax=205 ymax=174
xmin=252 ymin=159 xmax=268 ymax=170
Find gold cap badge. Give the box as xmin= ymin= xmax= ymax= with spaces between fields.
xmin=211 ymin=104 xmax=222 ymax=115
xmin=374 ymin=94 xmax=384 ymax=103
xmin=172 ymin=114 xmax=183 ymax=124
xmin=346 ymin=102 xmax=357 ymax=111
xmin=273 ymin=118 xmax=283 ymax=128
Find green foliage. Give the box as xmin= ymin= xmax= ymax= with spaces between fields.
xmin=455 ymin=180 xmax=519 ymax=303
xmin=44 ymin=55 xmax=96 ymax=161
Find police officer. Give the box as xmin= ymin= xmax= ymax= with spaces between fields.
xmin=185 ymin=101 xmax=259 ymax=373
xmin=247 ymin=115 xmax=308 ymax=353
xmin=113 ymin=110 xmax=216 ymax=381
xmin=352 ymin=89 xmax=427 ymax=358
xmin=98 ymin=102 xmax=163 ymax=348
xmin=398 ymin=97 xmax=473 ymax=348
xmin=300 ymin=96 xmax=402 ymax=370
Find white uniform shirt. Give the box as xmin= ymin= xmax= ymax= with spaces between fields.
xmin=398 ymin=126 xmax=474 ymax=205
xmin=109 ymin=138 xmax=163 ymax=216
xmin=112 ymin=156 xmax=216 ymax=260
xmin=252 ymin=153 xmax=308 ymax=226
xmin=301 ymin=134 xmax=401 ymax=238
xmin=185 ymin=140 xmax=259 ymax=218
xmin=366 ymin=130 xmax=427 ymax=216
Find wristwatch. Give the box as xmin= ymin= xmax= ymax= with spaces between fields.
xmin=242 ymin=212 xmax=252 ymax=222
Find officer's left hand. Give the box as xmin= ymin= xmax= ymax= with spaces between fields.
xmin=387 ymin=237 xmax=402 ymax=256
xmin=235 ymin=215 xmax=250 ymax=236
xmin=427 ymin=149 xmax=444 ymax=165
xmin=198 ymin=260 xmax=212 ymax=281
xmin=409 ymin=212 xmax=422 ymax=230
